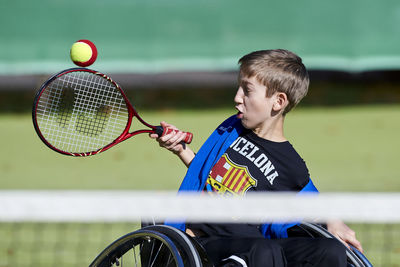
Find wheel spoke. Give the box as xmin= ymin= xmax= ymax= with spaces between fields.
xmin=150 ymin=242 xmax=164 ymax=267
xmin=166 ymin=253 xmax=174 ymax=266
xmin=133 ymin=244 xmax=138 ymax=267
xmin=147 ymin=239 xmax=155 ymax=267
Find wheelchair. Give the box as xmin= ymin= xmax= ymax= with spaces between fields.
xmin=89 ymin=222 xmax=373 ymax=267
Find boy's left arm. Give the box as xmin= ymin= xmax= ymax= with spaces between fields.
xmin=327 ymin=220 xmax=363 ymax=253
xmin=299 ymin=180 xmax=364 ymax=253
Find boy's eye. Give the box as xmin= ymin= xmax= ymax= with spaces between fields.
xmin=243 ymin=86 xmax=251 ymax=94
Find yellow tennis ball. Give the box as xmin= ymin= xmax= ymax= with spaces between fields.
xmin=70 ymin=39 xmax=98 ymax=67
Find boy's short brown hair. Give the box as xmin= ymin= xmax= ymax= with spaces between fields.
xmin=238 ymin=49 xmax=309 ymax=115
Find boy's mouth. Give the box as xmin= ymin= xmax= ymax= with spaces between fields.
xmin=235 ymin=107 xmax=243 ymax=118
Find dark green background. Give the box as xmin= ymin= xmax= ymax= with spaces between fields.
xmin=1 ymin=0 xmax=400 ymax=74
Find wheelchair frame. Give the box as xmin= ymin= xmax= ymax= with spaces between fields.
xmin=89 ymin=223 xmax=372 ymax=267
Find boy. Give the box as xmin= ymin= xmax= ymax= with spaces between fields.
xmin=150 ymin=49 xmax=362 ymax=266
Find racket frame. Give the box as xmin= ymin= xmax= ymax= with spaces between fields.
xmin=32 ymin=68 xmax=159 ymax=156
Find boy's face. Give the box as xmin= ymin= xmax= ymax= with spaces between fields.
xmin=234 ymin=75 xmax=278 ymax=131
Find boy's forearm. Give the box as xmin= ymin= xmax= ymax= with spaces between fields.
xmin=175 ymin=146 xmax=196 ymax=167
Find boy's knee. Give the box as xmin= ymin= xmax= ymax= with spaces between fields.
xmin=316 ymin=238 xmax=347 ymax=264
xmin=249 ymin=239 xmax=286 ymax=265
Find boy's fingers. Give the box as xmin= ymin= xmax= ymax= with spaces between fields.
xmin=160 ymin=121 xmax=178 ymax=131
xmin=158 ymin=132 xmax=175 ymax=143
xmin=346 ymin=237 xmax=363 ymax=253
xmin=149 ymin=133 xmax=159 ymax=139
xmin=165 ymin=132 xmax=184 ymax=147
xmin=151 ymin=123 xmax=186 ymax=153
xmin=166 ymin=132 xmax=186 ymax=150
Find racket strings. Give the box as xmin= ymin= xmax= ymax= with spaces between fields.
xmin=55 ymin=86 xmax=75 ymax=128
xmin=73 ymin=74 xmax=111 ymax=137
xmin=35 ymin=71 xmax=129 ymax=154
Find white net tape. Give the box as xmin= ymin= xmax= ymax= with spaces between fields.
xmin=1 ymin=191 xmax=399 ymax=223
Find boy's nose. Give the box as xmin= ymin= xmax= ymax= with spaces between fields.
xmin=234 ymin=88 xmax=243 ymax=104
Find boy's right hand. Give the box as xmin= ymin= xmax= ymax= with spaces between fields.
xmin=149 ymin=121 xmax=189 ymax=155
xmin=149 ymin=121 xmax=196 ymax=167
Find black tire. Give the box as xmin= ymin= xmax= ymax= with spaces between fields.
xmin=89 ymin=229 xmax=185 ymax=267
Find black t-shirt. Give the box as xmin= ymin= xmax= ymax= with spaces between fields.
xmin=188 ymin=129 xmax=310 ymax=238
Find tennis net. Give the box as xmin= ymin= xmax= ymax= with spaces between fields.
xmin=1 ymin=190 xmax=399 ymax=266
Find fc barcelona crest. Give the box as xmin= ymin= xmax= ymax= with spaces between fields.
xmin=207 ymin=154 xmax=257 ymax=196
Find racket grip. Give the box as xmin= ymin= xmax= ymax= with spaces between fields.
xmin=154 ymin=126 xmax=193 ymax=144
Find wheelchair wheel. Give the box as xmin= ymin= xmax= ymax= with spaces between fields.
xmin=293 ymin=222 xmax=373 ymax=267
xmin=142 ymin=225 xmax=213 ymax=267
xmin=89 ymin=229 xmax=185 ymax=267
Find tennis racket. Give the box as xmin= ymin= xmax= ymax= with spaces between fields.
xmin=32 ymin=68 xmax=193 ymax=156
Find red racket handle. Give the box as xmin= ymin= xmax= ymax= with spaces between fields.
xmin=154 ymin=126 xmax=193 ymax=144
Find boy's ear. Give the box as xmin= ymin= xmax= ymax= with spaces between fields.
xmin=273 ymin=92 xmax=289 ymax=112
